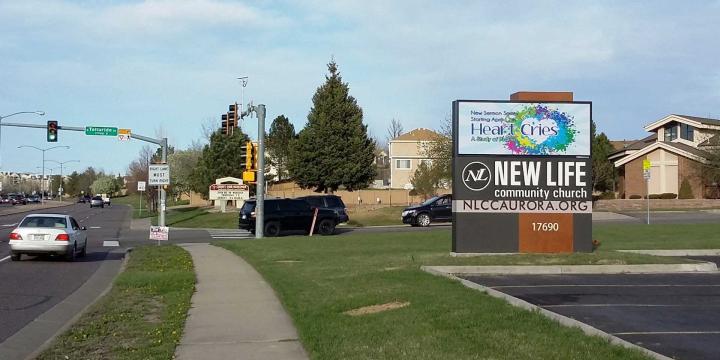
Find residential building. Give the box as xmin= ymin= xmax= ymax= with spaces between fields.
xmin=610 ymin=114 xmax=720 ymax=199
xmin=388 ymin=128 xmax=441 ymax=189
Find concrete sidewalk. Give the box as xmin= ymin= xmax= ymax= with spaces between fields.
xmin=176 ymin=243 xmax=308 ymax=360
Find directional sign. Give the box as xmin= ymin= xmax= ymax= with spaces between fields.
xmin=209 ymin=183 xmax=250 ymax=201
xmin=643 ymin=159 xmax=652 ymax=171
xmin=137 ymin=181 xmax=146 ymax=192
xmin=643 ymin=170 xmax=651 ymax=180
xmin=85 ymin=126 xmax=118 ymax=136
xmin=118 ymin=128 xmax=131 ymax=141
xmin=148 ymin=164 xmax=170 ymax=186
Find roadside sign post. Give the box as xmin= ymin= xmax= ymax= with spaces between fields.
xmin=149 ymin=225 xmax=169 ymax=246
xmin=137 ymin=181 xmax=146 ymax=217
xmin=643 ymin=160 xmax=652 ymax=225
xmin=148 ymin=163 xmax=170 ymax=227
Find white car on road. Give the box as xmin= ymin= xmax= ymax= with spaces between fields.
xmin=8 ymin=214 xmax=88 ymax=261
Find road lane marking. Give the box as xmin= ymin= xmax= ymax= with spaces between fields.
xmin=0 ymin=255 xmax=10 ymax=263
xmin=1 ymin=223 xmax=17 ymax=227
xmin=103 ymin=241 xmax=120 ymax=247
xmin=492 ymin=284 xmax=720 ymax=289
xmin=613 ymin=331 xmax=720 ymax=336
xmin=89 ymin=226 xmax=102 ymax=229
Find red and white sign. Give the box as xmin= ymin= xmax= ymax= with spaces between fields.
xmin=149 ymin=226 xmax=169 ymax=241
xmin=209 ymin=183 xmax=250 ymax=201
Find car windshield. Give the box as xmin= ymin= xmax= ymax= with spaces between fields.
xmin=420 ymin=196 xmax=440 ymax=206
xmin=92 ymin=196 xmax=102 ymax=200
xmin=20 ymin=216 xmax=67 ymax=228
xmin=240 ymin=201 xmax=256 ymax=212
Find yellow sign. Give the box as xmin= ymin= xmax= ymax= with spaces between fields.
xmin=118 ymin=128 xmax=131 ymax=141
xmin=242 ymin=171 xmax=256 ymax=183
xmin=643 ymin=159 xmax=651 ymax=170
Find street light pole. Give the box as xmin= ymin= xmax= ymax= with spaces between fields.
xmin=45 ymin=159 xmax=79 ymax=200
xmin=0 ymin=111 xmax=45 ymax=170
xmin=19 ymin=145 xmax=69 ymax=204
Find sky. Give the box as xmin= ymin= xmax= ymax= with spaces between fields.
xmin=1 ymin=0 xmax=719 ymax=175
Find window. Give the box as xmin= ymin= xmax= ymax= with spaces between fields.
xmin=20 ymin=216 xmax=67 ymax=228
xmin=396 ymin=159 xmax=411 ymax=169
xmin=664 ymin=123 xmax=678 ymax=141
xmin=71 ymin=218 xmax=80 ymax=230
xmin=681 ymin=123 xmax=694 ymax=141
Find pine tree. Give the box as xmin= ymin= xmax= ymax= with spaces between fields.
xmin=289 ymin=60 xmax=376 ymax=192
xmin=267 ymin=115 xmax=296 ymax=182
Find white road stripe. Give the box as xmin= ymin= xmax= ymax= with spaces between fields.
xmin=1 ymin=223 xmax=17 ymax=227
xmin=492 ymin=284 xmax=720 ymax=289
xmin=0 ymin=255 xmax=10 ymax=263
xmin=89 ymin=226 xmax=101 ymax=229
xmin=613 ymin=331 xmax=720 ymax=336
xmin=103 ymin=241 xmax=120 ymax=247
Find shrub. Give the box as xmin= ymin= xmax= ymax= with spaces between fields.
xmin=678 ymin=178 xmax=694 ymax=199
xmin=629 ymin=194 xmax=642 ymax=199
xmin=599 ymin=191 xmax=616 ymax=200
xmin=647 ymin=194 xmax=662 ymax=199
xmin=660 ymin=193 xmax=677 ymax=199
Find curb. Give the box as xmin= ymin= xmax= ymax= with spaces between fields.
xmin=0 ymin=248 xmax=130 ymax=360
xmin=421 ymin=267 xmax=674 ymax=360
xmin=619 ymin=249 xmax=720 ymax=256
xmin=421 ymin=262 xmax=718 ymax=275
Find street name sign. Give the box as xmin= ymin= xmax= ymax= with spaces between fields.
xmin=137 ymin=181 xmax=146 ymax=192
xmin=148 ymin=164 xmax=170 ymax=186
xmin=85 ymin=126 xmax=118 ymax=136
xmin=209 ymin=183 xmax=250 ymax=201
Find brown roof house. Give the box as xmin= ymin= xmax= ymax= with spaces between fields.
xmin=388 ymin=128 xmax=441 ymax=189
xmin=610 ymin=114 xmax=720 ymax=198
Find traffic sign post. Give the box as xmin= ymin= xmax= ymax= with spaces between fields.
xmin=643 ymin=160 xmax=652 ymax=225
xmin=137 ymin=181 xmax=146 ymax=216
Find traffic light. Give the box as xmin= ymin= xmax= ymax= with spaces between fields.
xmin=252 ymin=142 xmax=259 ymax=169
xmin=245 ymin=141 xmax=254 ymax=170
xmin=47 ymin=121 xmax=58 ymax=142
xmin=221 ymin=114 xmax=228 ymax=135
xmin=228 ymin=103 xmax=238 ymax=128
xmin=240 ymin=141 xmax=248 ymax=170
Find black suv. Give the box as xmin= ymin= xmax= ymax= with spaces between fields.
xmin=297 ymin=195 xmax=349 ymax=223
xmin=401 ymin=194 xmax=452 ymax=227
xmin=239 ymin=198 xmax=339 ymax=237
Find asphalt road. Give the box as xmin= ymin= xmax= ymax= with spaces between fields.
xmin=465 ymin=264 xmax=720 ymax=360
xmin=0 ymin=203 xmax=129 ymax=343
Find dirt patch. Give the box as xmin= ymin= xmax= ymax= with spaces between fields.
xmin=344 ymin=301 xmax=410 ymax=316
xmin=276 ymin=260 xmax=303 ymax=263
xmin=384 ymin=267 xmax=402 ymax=271
xmin=143 ymin=296 xmax=163 ymax=324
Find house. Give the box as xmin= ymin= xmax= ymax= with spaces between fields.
xmin=388 ymin=128 xmax=441 ymax=189
xmin=610 ymin=114 xmax=720 ymax=199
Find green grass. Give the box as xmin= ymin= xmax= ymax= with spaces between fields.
xmin=112 ymin=194 xmax=156 ymax=219
xmin=216 ymin=231 xmax=663 ymax=360
xmin=346 ymin=206 xmax=406 ymax=227
xmin=594 ymin=223 xmax=720 ymax=250
xmin=38 ymin=245 xmax=195 ymax=360
xmin=148 ymin=207 xmax=237 ymax=228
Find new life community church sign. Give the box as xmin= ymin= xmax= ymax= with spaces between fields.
xmin=452 ymin=100 xmax=592 ymax=253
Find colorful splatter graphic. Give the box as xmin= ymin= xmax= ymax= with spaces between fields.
xmin=504 ymin=104 xmax=577 ymax=155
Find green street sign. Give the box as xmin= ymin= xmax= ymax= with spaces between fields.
xmin=85 ymin=126 xmax=118 ymax=136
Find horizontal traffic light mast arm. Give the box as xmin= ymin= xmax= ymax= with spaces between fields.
xmin=0 ymin=121 xmax=164 ymax=145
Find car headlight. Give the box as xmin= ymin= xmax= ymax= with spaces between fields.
xmin=402 ymin=210 xmax=415 ymax=217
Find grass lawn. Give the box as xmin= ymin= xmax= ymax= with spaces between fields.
xmin=216 ymin=230 xmax=668 ymax=360
xmin=149 ymin=207 xmax=237 ymax=228
xmin=346 ymin=206 xmax=406 ymax=227
xmin=112 ymin=194 xmax=190 ymax=219
xmin=594 ymin=223 xmax=720 ymax=250
xmin=38 ymin=245 xmax=195 ymax=360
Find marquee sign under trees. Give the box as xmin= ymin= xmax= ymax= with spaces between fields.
xmin=452 ymin=100 xmax=593 ymax=253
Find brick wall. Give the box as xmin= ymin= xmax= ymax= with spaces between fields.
xmin=623 ymin=156 xmax=646 ymax=198
xmin=677 ymin=156 xmax=703 ymax=199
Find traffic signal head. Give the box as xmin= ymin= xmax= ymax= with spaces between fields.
xmin=228 ymin=103 xmax=238 ymax=127
xmin=252 ymin=142 xmax=259 ymax=169
xmin=221 ymin=114 xmax=228 ymax=135
xmin=245 ymin=141 xmax=253 ymax=170
xmin=240 ymin=141 xmax=248 ymax=170
xmin=47 ymin=121 xmax=58 ymax=142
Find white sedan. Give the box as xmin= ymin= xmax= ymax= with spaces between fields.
xmin=8 ymin=214 xmax=88 ymax=261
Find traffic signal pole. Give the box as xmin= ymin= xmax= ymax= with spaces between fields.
xmin=256 ymin=104 xmax=266 ymax=239
xmin=0 ymin=121 xmax=169 ymax=226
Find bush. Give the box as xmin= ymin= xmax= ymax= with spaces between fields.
xmin=629 ymin=194 xmax=642 ymax=199
xmin=599 ymin=191 xmax=616 ymax=200
xmin=679 ymin=178 xmax=694 ymax=199
xmin=660 ymin=193 xmax=677 ymax=199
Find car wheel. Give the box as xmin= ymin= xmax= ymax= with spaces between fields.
xmin=10 ymin=253 xmax=21 ymax=261
xmin=264 ymin=221 xmax=281 ymax=237
xmin=65 ymin=244 xmax=77 ymax=262
xmin=80 ymin=243 xmax=87 ymax=257
xmin=317 ymin=219 xmax=336 ymax=236
xmin=417 ymin=213 xmax=431 ymax=227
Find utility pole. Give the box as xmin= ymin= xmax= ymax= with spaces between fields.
xmin=159 ymin=137 xmax=168 ymax=227
xmin=256 ymin=104 xmax=266 ymax=239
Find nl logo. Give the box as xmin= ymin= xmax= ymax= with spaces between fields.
xmin=462 ymin=162 xmax=491 ymax=191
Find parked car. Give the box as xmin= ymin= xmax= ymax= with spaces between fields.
xmin=297 ymin=195 xmax=349 ymax=223
xmin=0 ymin=195 xmax=10 ymax=204
xmin=238 ymin=198 xmax=339 ymax=237
xmin=27 ymin=195 xmax=40 ymax=204
xmin=401 ymin=194 xmax=452 ymax=227
xmin=8 ymin=194 xmax=27 ymax=205
xmin=89 ymin=196 xmax=104 ymax=208
xmin=8 ymin=213 xmax=88 ymax=261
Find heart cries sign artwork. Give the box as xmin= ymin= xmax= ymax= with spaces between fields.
xmin=456 ymin=101 xmax=590 ymax=156
xmin=452 ymin=100 xmax=592 ymax=254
